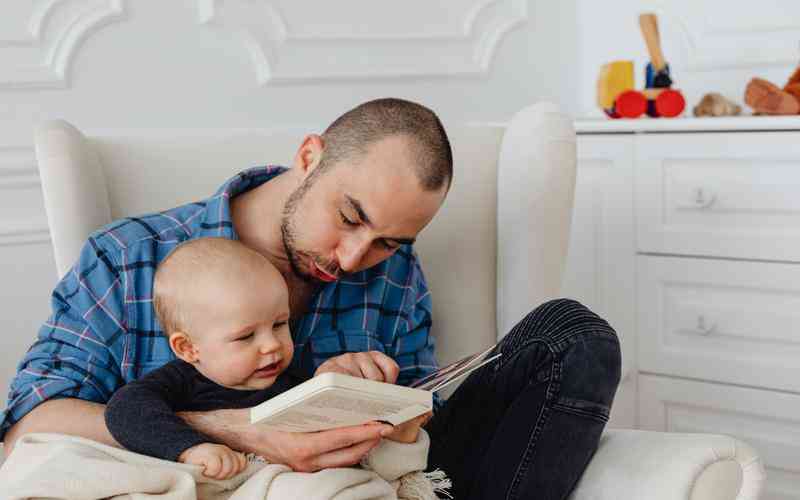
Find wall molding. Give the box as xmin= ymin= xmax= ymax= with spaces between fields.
xmin=197 ymin=0 xmax=527 ymax=85
xmin=0 ymin=0 xmax=57 ymax=46
xmin=0 ymin=223 xmax=51 ymax=247
xmin=657 ymin=1 xmax=800 ymax=71
xmin=0 ymin=0 xmax=126 ymax=90
xmin=0 ymin=173 xmax=41 ymax=190
xmin=0 ymin=147 xmax=50 ymax=247
xmin=0 ymin=146 xmax=38 ymax=174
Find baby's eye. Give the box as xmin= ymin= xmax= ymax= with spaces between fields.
xmin=339 ymin=211 xmax=358 ymax=226
xmin=238 ymin=332 xmax=255 ymax=341
xmin=273 ymin=321 xmax=288 ymax=330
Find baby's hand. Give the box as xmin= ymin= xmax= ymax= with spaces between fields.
xmin=179 ymin=442 xmax=247 ymax=479
xmin=383 ymin=411 xmax=433 ymax=443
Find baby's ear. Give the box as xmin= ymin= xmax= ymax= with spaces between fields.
xmin=170 ymin=332 xmax=199 ymax=363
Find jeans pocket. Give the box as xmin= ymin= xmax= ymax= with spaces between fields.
xmin=553 ymin=335 xmax=621 ymax=423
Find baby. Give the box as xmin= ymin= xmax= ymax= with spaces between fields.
xmin=105 ymin=237 xmax=430 ymax=482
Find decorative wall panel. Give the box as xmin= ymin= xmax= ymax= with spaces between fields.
xmin=197 ymin=0 xmax=527 ymax=84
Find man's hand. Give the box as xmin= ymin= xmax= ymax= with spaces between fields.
xmin=261 ymin=422 xmax=395 ymax=472
xmin=179 ymin=442 xmax=247 ymax=480
xmin=383 ymin=411 xmax=433 ymax=444
xmin=314 ymin=351 xmax=399 ymax=383
xmin=180 ymin=409 xmax=393 ymax=473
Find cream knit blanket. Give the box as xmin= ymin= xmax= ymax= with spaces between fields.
xmin=0 ymin=433 xmax=449 ymax=500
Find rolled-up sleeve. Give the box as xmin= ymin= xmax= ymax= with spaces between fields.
xmin=1 ymin=236 xmax=126 ymax=441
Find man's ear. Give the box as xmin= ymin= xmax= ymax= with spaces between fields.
xmin=292 ymin=134 xmax=324 ymax=177
xmin=169 ymin=332 xmax=199 ymax=364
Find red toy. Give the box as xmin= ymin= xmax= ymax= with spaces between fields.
xmin=597 ymin=13 xmax=686 ymax=119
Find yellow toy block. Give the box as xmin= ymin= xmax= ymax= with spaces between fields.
xmin=597 ymin=60 xmax=635 ymax=109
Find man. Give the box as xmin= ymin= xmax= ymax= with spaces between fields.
xmin=2 ymin=98 xmax=620 ymax=499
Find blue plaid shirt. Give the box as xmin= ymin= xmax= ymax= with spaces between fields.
xmin=1 ymin=166 xmax=440 ymax=440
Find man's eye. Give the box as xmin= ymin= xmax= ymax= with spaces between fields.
xmin=339 ymin=211 xmax=358 ymax=226
xmin=238 ymin=332 xmax=255 ymax=341
xmin=273 ymin=321 xmax=287 ymax=330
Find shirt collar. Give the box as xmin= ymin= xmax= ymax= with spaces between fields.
xmin=197 ymin=165 xmax=288 ymax=240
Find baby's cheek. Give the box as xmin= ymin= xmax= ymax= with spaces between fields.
xmin=284 ymin=342 xmax=295 ymax=362
xmin=222 ymin=358 xmax=253 ymax=384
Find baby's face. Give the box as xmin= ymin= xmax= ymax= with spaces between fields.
xmin=189 ymin=265 xmax=293 ymax=391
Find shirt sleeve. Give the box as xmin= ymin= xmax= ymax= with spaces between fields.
xmin=105 ymin=361 xmax=214 ymax=462
xmin=391 ymin=248 xmax=444 ymax=410
xmin=0 ymin=235 xmax=127 ymax=441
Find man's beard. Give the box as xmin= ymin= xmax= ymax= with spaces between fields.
xmin=280 ymin=170 xmax=339 ymax=284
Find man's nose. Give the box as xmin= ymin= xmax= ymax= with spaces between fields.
xmin=337 ymin=234 xmax=371 ymax=273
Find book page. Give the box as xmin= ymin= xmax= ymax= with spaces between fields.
xmin=410 ymin=343 xmax=501 ymax=392
xmin=254 ymin=387 xmax=430 ymax=433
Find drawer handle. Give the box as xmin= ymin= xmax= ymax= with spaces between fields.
xmin=678 ymin=188 xmax=716 ymax=210
xmin=690 ymin=315 xmax=716 ymax=336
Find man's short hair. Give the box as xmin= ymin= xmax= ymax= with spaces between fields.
xmin=320 ymin=98 xmax=452 ymax=191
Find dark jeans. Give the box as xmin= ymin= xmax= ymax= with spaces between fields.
xmin=425 ymin=299 xmax=621 ymax=500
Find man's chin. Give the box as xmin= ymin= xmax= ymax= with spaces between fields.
xmin=295 ymin=268 xmax=318 ymax=284
xmin=286 ymin=254 xmax=316 ymax=284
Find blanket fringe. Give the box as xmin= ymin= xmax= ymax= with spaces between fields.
xmin=425 ymin=469 xmax=453 ymax=499
xmin=397 ymin=469 xmax=453 ymax=500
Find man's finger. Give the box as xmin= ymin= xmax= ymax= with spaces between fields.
xmin=355 ymin=353 xmax=384 ymax=381
xmin=336 ymin=359 xmax=363 ymax=378
xmin=316 ymin=358 xmax=357 ymax=378
xmin=304 ymin=423 xmax=388 ymax=456
xmin=368 ymin=351 xmax=399 ymax=384
xmin=310 ymin=437 xmax=381 ymax=470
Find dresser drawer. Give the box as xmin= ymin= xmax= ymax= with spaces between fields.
xmin=639 ymin=374 xmax=800 ymax=500
xmin=638 ymin=255 xmax=800 ymax=393
xmin=635 ymin=132 xmax=800 ymax=262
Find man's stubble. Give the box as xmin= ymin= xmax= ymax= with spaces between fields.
xmin=280 ymin=165 xmax=340 ymax=284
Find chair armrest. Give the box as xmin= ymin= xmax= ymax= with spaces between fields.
xmin=35 ymin=119 xmax=112 ymax=278
xmin=569 ymin=429 xmax=765 ymax=500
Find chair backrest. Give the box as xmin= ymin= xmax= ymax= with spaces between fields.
xmin=34 ymin=103 xmax=576 ymax=366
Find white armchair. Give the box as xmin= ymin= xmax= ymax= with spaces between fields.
xmin=27 ymin=104 xmax=765 ymax=499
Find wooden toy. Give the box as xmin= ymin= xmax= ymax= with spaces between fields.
xmin=638 ymin=13 xmax=685 ymax=118
xmin=596 ymin=13 xmax=685 ymax=119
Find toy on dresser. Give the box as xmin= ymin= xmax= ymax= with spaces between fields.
xmin=744 ymin=65 xmax=800 ymax=115
xmin=596 ymin=13 xmax=685 ymax=119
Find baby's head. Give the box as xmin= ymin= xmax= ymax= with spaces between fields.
xmin=154 ymin=237 xmax=292 ymax=390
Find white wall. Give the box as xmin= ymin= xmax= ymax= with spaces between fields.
xmin=577 ymin=0 xmax=800 ymax=117
xmin=0 ymin=1 xmax=579 ymax=407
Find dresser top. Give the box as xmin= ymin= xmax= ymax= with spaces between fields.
xmin=574 ymin=115 xmax=800 ymax=134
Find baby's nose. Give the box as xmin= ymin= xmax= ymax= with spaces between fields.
xmin=259 ymin=336 xmax=281 ymax=354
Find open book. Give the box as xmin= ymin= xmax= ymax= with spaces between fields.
xmin=250 ymin=344 xmax=501 ymax=432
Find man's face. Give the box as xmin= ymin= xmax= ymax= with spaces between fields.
xmin=281 ymin=135 xmax=447 ymax=283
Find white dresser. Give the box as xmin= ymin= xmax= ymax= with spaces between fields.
xmin=565 ymin=116 xmax=800 ymax=500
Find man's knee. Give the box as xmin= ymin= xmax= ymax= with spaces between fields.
xmin=500 ymin=299 xmax=621 ymax=418
xmin=502 ymin=299 xmax=617 ymax=351
xmin=556 ymin=333 xmax=621 ymax=422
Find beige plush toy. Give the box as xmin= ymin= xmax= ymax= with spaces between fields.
xmin=693 ymin=92 xmax=742 ymax=117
